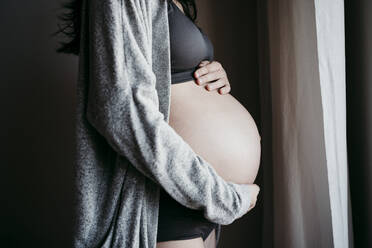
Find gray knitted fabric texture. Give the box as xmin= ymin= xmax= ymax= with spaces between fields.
xmin=73 ymin=0 xmax=253 ymax=247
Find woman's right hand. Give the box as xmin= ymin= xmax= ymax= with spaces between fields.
xmin=247 ymin=184 xmax=260 ymax=211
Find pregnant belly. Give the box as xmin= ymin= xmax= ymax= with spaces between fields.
xmin=169 ymin=80 xmax=261 ymax=184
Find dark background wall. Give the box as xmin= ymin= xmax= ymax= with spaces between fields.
xmin=0 ymin=0 xmax=262 ymax=247
xmin=0 ymin=1 xmax=76 ymax=247
xmin=345 ymin=0 xmax=372 ymax=247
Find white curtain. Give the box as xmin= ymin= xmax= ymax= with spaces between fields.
xmin=258 ymin=0 xmax=352 ymax=247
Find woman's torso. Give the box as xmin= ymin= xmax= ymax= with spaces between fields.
xmin=168 ymin=0 xmax=261 ymax=184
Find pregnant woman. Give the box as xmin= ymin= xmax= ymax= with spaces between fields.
xmin=54 ymin=0 xmax=260 ymax=247
xmin=157 ymin=1 xmax=261 ymax=248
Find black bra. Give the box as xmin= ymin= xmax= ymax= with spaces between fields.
xmin=168 ymin=0 xmax=214 ymax=84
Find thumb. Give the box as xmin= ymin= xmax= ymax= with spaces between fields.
xmin=198 ymin=60 xmax=210 ymax=67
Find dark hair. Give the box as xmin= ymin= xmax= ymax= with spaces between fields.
xmin=52 ymin=0 xmax=198 ymax=56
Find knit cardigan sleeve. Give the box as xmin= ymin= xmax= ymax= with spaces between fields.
xmin=85 ymin=0 xmax=253 ymax=225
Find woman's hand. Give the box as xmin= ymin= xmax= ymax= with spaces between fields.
xmin=247 ymin=184 xmax=260 ymax=211
xmin=193 ymin=60 xmax=231 ymax=95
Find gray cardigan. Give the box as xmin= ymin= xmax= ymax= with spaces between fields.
xmin=73 ymin=0 xmax=253 ymax=247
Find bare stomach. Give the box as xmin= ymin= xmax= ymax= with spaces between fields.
xmin=169 ymin=79 xmax=261 ymax=185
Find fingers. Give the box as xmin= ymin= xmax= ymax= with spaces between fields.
xmin=197 ymin=70 xmax=226 ymax=86
xmin=250 ymin=199 xmax=257 ymax=210
xmin=218 ymin=84 xmax=231 ymax=94
xmin=194 ymin=60 xmax=223 ymax=80
xmin=248 ymin=184 xmax=260 ymax=211
xmin=198 ymin=60 xmax=210 ymax=67
xmin=194 ymin=60 xmax=231 ymax=94
xmin=205 ymin=79 xmax=225 ymax=91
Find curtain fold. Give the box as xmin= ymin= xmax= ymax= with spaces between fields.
xmin=313 ymin=1 xmax=350 ymax=247
xmin=258 ymin=0 xmax=351 ymax=247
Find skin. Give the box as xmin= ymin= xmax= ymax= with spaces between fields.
xmin=157 ymin=229 xmax=216 ymax=248
xmin=156 ymin=1 xmax=260 ymax=248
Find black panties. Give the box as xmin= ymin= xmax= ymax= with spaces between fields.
xmin=156 ymin=188 xmax=219 ymax=242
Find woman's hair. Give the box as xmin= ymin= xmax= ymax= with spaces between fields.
xmin=53 ymin=0 xmax=198 ymax=56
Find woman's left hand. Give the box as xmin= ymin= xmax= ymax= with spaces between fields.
xmin=193 ymin=60 xmax=231 ymax=95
